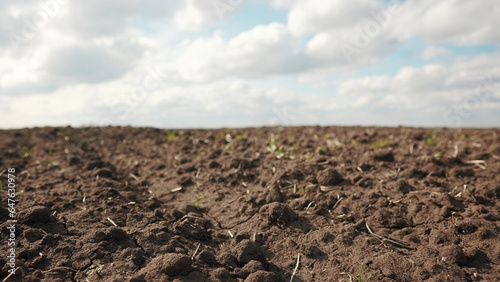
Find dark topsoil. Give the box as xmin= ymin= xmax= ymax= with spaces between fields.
xmin=0 ymin=126 xmax=498 ymax=282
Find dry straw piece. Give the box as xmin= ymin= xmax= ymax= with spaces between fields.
xmin=290 ymin=253 xmax=301 ymax=282
xmin=365 ymin=221 xmax=414 ymax=250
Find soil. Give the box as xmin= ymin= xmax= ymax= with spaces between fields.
xmin=0 ymin=126 xmax=498 ymax=282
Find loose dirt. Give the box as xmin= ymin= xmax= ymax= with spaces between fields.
xmin=0 ymin=126 xmax=498 ymax=281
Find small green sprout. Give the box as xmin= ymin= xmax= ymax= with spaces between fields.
xmin=357 ymin=265 xmax=363 ymax=282
xmin=224 ymin=143 xmax=234 ymax=153
xmin=357 ymin=265 xmax=364 ymax=282
xmin=22 ymin=148 xmax=30 ymax=157
xmin=425 ymin=135 xmax=437 ymax=146
xmin=385 ymin=169 xmax=399 ymax=179
xmin=373 ymin=138 xmax=391 ymax=148
xmin=266 ymin=135 xmax=288 ymax=159
xmin=297 ymin=186 xmax=307 ymax=197
xmin=303 ymin=152 xmax=313 ymax=163
xmin=48 ymin=146 xmax=54 ymax=155
xmin=433 ymin=149 xmax=443 ymax=159
xmin=266 ymin=134 xmax=277 ymax=152
xmin=166 ymin=131 xmax=176 ymax=141
xmin=234 ymin=133 xmax=247 ymax=141
xmin=194 ymin=195 xmax=205 ymax=209
xmin=275 ymin=146 xmax=287 ymax=159
xmin=356 ymin=264 xmax=371 ymax=282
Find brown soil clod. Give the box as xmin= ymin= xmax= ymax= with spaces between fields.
xmin=234 ymin=240 xmax=267 ymax=266
xmin=139 ymin=253 xmax=193 ymax=278
xmin=259 ymin=202 xmax=298 ymax=226
xmin=374 ymin=150 xmax=396 ymax=162
xmin=317 ymin=167 xmax=344 ymax=186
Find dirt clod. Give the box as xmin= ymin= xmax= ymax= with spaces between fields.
xmin=196 ymin=250 xmax=218 ymax=266
xmin=19 ymin=206 xmax=53 ymax=224
xmin=374 ymin=150 xmax=395 ymax=162
xmin=141 ymin=253 xmax=193 ymax=277
xmin=316 ymin=167 xmax=343 ymax=185
xmin=244 ymin=270 xmax=277 ymax=282
xmin=259 ymin=202 xmax=298 ymax=226
xmin=235 ymin=240 xmax=267 ymax=266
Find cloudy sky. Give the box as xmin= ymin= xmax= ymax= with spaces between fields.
xmin=0 ymin=0 xmax=499 ymax=129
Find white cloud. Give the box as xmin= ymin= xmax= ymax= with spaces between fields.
xmin=336 ymin=53 xmax=500 ymax=126
xmin=171 ymin=23 xmax=309 ymax=82
xmin=0 ymin=0 xmax=171 ymax=97
xmin=41 ymin=38 xmax=143 ymax=83
xmin=1 ymin=0 xmax=173 ymax=50
xmin=288 ymin=0 xmax=402 ymax=70
xmin=391 ymin=0 xmax=500 ymax=45
xmin=287 ymin=0 xmax=386 ymax=37
xmin=305 ymin=29 xmax=397 ymax=66
xmin=57 ymin=0 xmax=177 ymax=38
xmin=173 ymin=0 xmax=222 ymax=31
xmin=0 ymin=33 xmax=149 ymax=95
xmin=2 ymin=87 xmax=97 ymax=128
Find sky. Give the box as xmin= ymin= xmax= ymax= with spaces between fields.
xmin=0 ymin=0 xmax=499 ymax=129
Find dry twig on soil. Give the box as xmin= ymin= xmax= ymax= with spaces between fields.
xmin=2 ymin=267 xmax=20 ymax=282
xmin=290 ymin=253 xmax=301 ymax=282
xmin=129 ymin=173 xmax=140 ymax=182
xmin=171 ymin=187 xmax=183 ymax=193
xmin=107 ymin=217 xmax=118 ymax=227
xmin=305 ymin=201 xmax=315 ymax=214
xmin=365 ymin=221 xmax=415 ymax=250
xmin=466 ymin=160 xmax=486 ymax=170
xmin=46 ymin=267 xmax=78 ymax=273
xmin=332 ymin=195 xmax=343 ymax=210
xmin=191 ymin=243 xmax=201 ymax=260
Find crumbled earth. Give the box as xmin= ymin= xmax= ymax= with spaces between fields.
xmin=0 ymin=126 xmax=499 ymax=281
